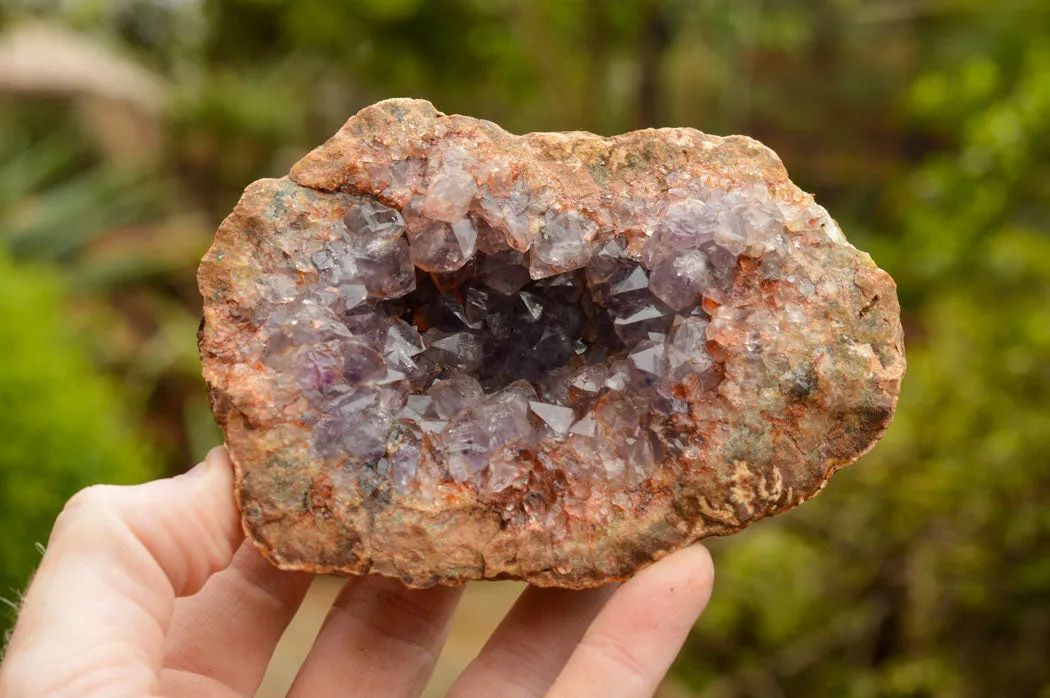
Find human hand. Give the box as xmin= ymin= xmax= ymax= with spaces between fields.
xmin=0 ymin=447 xmax=714 ymax=698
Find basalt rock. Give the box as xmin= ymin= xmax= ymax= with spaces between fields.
xmin=198 ymin=99 xmax=905 ymax=588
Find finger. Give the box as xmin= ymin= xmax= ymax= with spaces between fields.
xmin=159 ymin=541 xmax=314 ymax=698
xmin=0 ymin=447 xmax=242 ymax=698
xmin=286 ymin=576 xmax=465 ymax=698
xmin=546 ymin=545 xmax=714 ymax=698
xmin=447 ymin=584 xmax=618 ymax=698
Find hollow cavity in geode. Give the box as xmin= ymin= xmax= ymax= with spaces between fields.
xmin=198 ymin=98 xmax=905 ymax=588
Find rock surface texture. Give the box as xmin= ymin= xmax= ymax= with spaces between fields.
xmin=199 ymin=99 xmax=905 ymax=588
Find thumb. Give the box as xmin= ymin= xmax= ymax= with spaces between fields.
xmin=0 ymin=447 xmax=243 ymax=698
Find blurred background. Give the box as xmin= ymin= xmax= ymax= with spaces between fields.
xmin=1 ymin=0 xmax=1049 ymax=695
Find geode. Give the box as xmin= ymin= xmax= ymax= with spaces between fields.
xmin=198 ymin=99 xmax=904 ymax=588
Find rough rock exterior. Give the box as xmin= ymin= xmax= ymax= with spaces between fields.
xmin=198 ymin=99 xmax=905 ymax=588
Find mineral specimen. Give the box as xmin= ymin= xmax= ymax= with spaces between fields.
xmin=198 ymin=99 xmax=905 ymax=588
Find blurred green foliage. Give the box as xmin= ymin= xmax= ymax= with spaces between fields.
xmin=0 ymin=131 xmax=162 ymax=262
xmin=0 ymin=106 xmax=221 ymax=468
xmin=0 ymin=251 xmax=152 ymax=639
xmin=0 ymin=0 xmax=1047 ymax=693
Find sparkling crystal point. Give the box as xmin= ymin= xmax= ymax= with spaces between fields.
xmin=628 ymin=340 xmax=665 ymax=380
xmin=383 ymin=318 xmax=426 ymax=372
xmin=649 ymin=249 xmax=715 ymax=311
xmin=611 ymin=266 xmax=649 ymax=295
xmin=529 ymin=210 xmax=597 ymax=279
xmin=528 ymin=400 xmax=576 ymax=435
xmin=568 ymin=412 xmax=597 ymax=437
xmin=344 ymin=200 xmax=406 ymax=239
xmin=477 ymin=251 xmax=532 ymax=294
xmin=409 ymin=219 xmax=476 ymax=273
xmin=428 ymin=374 xmax=485 ymax=419
xmin=519 ymin=291 xmax=545 ymax=321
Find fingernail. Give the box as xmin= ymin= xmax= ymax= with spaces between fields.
xmin=181 ymin=459 xmax=211 ymax=480
xmin=205 ymin=445 xmax=230 ymax=467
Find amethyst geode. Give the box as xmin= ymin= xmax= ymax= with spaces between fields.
xmin=198 ymin=99 xmax=904 ymax=587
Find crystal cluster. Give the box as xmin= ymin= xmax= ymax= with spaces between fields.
xmin=256 ymin=189 xmax=760 ymax=496
xmin=199 ymin=99 xmax=905 ymax=588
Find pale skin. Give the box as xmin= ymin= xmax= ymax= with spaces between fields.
xmin=0 ymin=447 xmax=715 ymax=698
